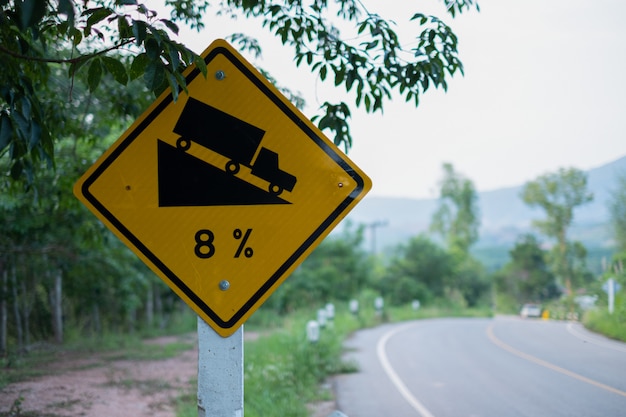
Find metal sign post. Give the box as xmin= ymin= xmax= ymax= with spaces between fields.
xmin=197 ymin=318 xmax=244 ymax=417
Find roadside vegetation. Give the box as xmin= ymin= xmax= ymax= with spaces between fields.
xmin=2 ymin=1 xmax=626 ymax=416
xmin=3 ymin=161 xmax=626 ymax=415
xmin=2 ymin=156 xmax=625 ymax=416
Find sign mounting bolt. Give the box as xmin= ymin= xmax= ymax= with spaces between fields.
xmin=219 ymin=280 xmax=230 ymax=291
xmin=215 ymin=70 xmax=226 ymax=80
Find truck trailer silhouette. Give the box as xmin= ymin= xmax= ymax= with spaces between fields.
xmin=173 ymin=97 xmax=297 ymax=195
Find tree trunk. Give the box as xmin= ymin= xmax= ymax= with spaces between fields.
xmin=154 ymin=286 xmax=164 ymax=329
xmin=145 ymin=282 xmax=154 ymax=328
xmin=92 ymin=303 xmax=101 ymax=336
xmin=49 ymin=269 xmax=63 ymax=344
xmin=0 ymin=266 xmax=7 ymax=355
xmin=20 ymin=279 xmax=31 ymax=347
xmin=10 ymin=264 xmax=24 ymax=352
xmin=559 ymin=232 xmax=571 ymax=295
xmin=127 ymin=307 xmax=136 ymax=334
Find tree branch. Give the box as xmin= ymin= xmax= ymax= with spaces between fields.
xmin=0 ymin=39 xmax=135 ymax=65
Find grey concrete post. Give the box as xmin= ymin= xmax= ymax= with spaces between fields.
xmin=197 ymin=318 xmax=243 ymax=417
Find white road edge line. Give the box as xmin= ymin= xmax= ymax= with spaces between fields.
xmin=376 ymin=323 xmax=436 ymax=417
xmin=566 ymin=322 xmax=626 ymax=353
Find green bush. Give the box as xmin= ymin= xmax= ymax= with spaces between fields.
xmin=583 ymin=299 xmax=626 ymax=342
xmin=244 ymin=312 xmax=359 ymax=417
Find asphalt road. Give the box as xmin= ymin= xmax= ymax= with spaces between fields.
xmin=334 ymin=317 xmax=626 ymax=417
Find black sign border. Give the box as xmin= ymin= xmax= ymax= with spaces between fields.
xmin=80 ymin=44 xmax=367 ymax=330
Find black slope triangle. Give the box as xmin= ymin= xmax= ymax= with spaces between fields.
xmin=157 ymin=140 xmax=290 ymax=206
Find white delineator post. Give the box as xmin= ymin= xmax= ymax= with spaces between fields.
xmin=197 ymin=318 xmax=244 ymax=417
xmin=608 ymin=278 xmax=615 ymax=315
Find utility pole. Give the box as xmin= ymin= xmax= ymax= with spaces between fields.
xmin=366 ymin=220 xmax=388 ymax=255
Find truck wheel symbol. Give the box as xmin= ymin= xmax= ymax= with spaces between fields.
xmin=269 ymin=184 xmax=283 ymax=196
xmin=172 ymin=98 xmax=297 ymax=196
xmin=176 ymin=137 xmax=191 ymax=151
xmin=225 ymin=161 xmax=240 ymax=175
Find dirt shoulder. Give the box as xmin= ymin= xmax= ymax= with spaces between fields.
xmin=0 ymin=332 xmax=336 ymax=417
xmin=0 ymin=334 xmax=198 ymax=417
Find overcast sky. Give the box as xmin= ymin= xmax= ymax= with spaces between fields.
xmin=171 ymin=0 xmax=626 ymax=199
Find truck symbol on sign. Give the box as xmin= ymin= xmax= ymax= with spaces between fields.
xmin=173 ymin=97 xmax=297 ymax=196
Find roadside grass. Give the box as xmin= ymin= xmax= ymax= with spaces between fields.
xmin=174 ymin=385 xmax=197 ymax=417
xmin=103 ymin=339 xmax=195 ymax=362
xmin=0 ymin=337 xmax=195 ymax=390
xmin=0 ymin=349 xmax=61 ymax=389
xmin=0 ymin=395 xmax=62 ymax=417
xmin=387 ymin=304 xmax=494 ymax=322
xmin=583 ymin=307 xmax=626 ymax=342
xmin=0 ymin=309 xmax=197 ymax=390
xmin=100 ymin=376 xmax=174 ymax=395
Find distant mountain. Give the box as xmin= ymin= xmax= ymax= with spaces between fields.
xmin=340 ymin=155 xmax=626 ymax=254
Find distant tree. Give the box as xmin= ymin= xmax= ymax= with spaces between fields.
xmin=381 ymin=235 xmax=454 ymax=305
xmin=382 ymin=234 xmax=488 ymax=307
xmin=494 ymin=234 xmax=559 ymax=304
xmin=521 ymin=167 xmax=593 ymax=293
xmin=450 ymin=252 xmax=489 ymax=307
xmin=268 ymin=223 xmax=371 ymax=313
xmin=430 ymin=163 xmax=480 ymax=254
xmin=609 ymin=174 xmax=626 ymax=253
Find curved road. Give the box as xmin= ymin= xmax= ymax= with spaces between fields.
xmin=335 ymin=317 xmax=626 ymax=417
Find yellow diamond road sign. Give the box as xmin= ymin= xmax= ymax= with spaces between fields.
xmin=74 ymin=39 xmax=371 ymax=337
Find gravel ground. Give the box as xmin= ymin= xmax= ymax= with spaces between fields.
xmin=0 ymin=333 xmax=336 ymax=417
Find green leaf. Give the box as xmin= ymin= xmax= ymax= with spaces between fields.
xmin=150 ymin=25 xmax=164 ymax=44
xmin=101 ymin=56 xmax=128 ymax=85
xmin=86 ymin=8 xmax=113 ymax=31
xmin=29 ymin=120 xmax=41 ymax=148
xmin=172 ymin=70 xmax=187 ymax=94
xmin=165 ymin=71 xmax=179 ymax=102
xmin=320 ymin=65 xmax=327 ymax=81
xmin=57 ymin=21 xmax=69 ymax=35
xmin=0 ymin=113 xmax=12 ymax=151
xmin=363 ymin=40 xmax=378 ymax=50
xmin=117 ymin=15 xmax=131 ymax=38
xmin=334 ymin=67 xmax=345 ymax=86
xmin=57 ymin=0 xmax=75 ymax=25
xmin=346 ymin=70 xmax=356 ymax=91
xmin=17 ymin=0 xmax=47 ymax=30
xmin=12 ymin=110 xmax=29 ymax=144
xmin=129 ymin=53 xmax=149 ymax=80
xmin=132 ymin=20 xmax=147 ymax=45
xmin=144 ymin=61 xmax=165 ymax=92
xmin=160 ymin=18 xmax=179 ymax=35
xmin=70 ymin=27 xmax=82 ymax=46
xmin=193 ymin=53 xmax=207 ymax=77
xmin=164 ymin=44 xmax=180 ymax=71
xmin=20 ymin=98 xmax=32 ymax=120
xmin=145 ymin=37 xmax=160 ymax=60
xmin=10 ymin=160 xmax=23 ymax=181
xmin=410 ymin=13 xmax=429 ymax=25
xmin=87 ymin=58 xmax=103 ymax=92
